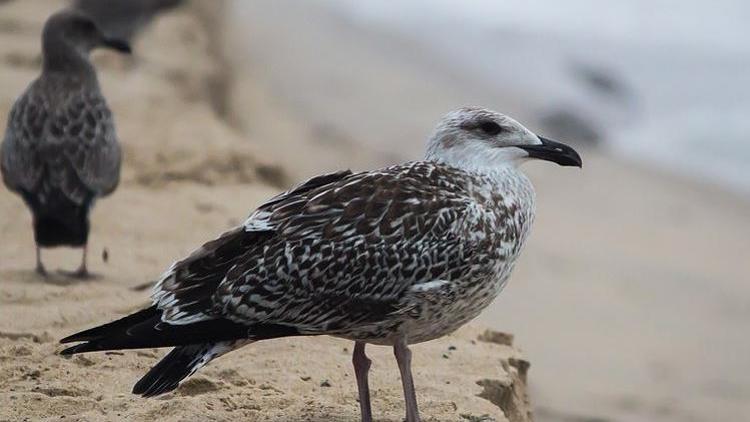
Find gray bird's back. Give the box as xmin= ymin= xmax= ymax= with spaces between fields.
xmin=1 ymin=72 xmax=121 ymax=205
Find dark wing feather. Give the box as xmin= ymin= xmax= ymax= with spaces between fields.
xmin=153 ymin=163 xmax=489 ymax=335
xmin=1 ymin=92 xmax=47 ymax=193
xmin=59 ymin=305 xmax=301 ymax=356
xmin=58 ymin=89 xmax=122 ymax=197
xmin=151 ymin=169 xmax=355 ymax=323
xmin=209 ymin=162 xmax=484 ymax=333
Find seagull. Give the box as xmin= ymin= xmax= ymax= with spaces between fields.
xmin=1 ymin=10 xmax=130 ymax=277
xmin=60 ymin=107 xmax=581 ymax=421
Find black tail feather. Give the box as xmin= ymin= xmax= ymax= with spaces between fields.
xmin=60 ymin=306 xmax=303 ymax=356
xmin=59 ymin=306 xmax=251 ymax=355
xmin=132 ymin=343 xmax=210 ymax=397
xmin=22 ymin=186 xmax=94 ymax=248
xmin=60 ymin=306 xmax=159 ymax=344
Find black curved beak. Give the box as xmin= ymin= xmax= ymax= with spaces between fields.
xmin=101 ymin=37 xmax=132 ymax=54
xmin=519 ymin=136 xmax=582 ymax=167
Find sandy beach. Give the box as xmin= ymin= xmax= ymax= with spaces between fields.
xmin=1 ymin=0 xmax=749 ymax=421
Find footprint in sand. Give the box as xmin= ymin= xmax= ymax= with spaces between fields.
xmin=177 ymin=377 xmax=221 ymax=396
xmin=32 ymin=386 xmax=91 ymax=398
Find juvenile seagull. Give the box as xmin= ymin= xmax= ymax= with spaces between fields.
xmin=1 ymin=10 xmax=130 ymax=277
xmin=60 ymin=108 xmax=581 ymax=421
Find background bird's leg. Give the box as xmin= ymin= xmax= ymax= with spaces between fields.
xmin=35 ymin=246 xmax=47 ymax=276
xmin=74 ymin=245 xmax=89 ymax=278
xmin=58 ymin=246 xmax=91 ymax=279
xmin=352 ymin=341 xmax=373 ymax=422
xmin=63 ymin=245 xmax=89 ymax=278
xmin=394 ymin=337 xmax=420 ymax=422
xmin=72 ymin=245 xmax=89 ymax=278
xmin=59 ymin=246 xmax=91 ymax=278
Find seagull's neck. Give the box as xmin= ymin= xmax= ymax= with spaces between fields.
xmin=425 ymin=143 xmax=535 ymax=205
xmin=42 ymin=38 xmax=96 ymax=79
xmin=474 ymin=164 xmax=533 ymax=197
xmin=425 ymin=141 xmax=532 ymax=173
xmin=426 ymin=155 xmax=534 ymax=199
xmin=426 ymin=149 xmax=526 ymax=180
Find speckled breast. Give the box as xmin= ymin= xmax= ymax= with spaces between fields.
xmin=342 ymin=167 xmax=536 ymax=346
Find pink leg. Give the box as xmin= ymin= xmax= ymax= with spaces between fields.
xmin=352 ymin=341 xmax=373 ymax=422
xmin=394 ymin=337 xmax=420 ymax=422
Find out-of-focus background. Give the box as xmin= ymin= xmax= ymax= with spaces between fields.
xmin=0 ymin=1 xmax=748 ymax=421
xmin=227 ymin=1 xmax=750 ymax=420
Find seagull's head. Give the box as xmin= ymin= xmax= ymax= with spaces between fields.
xmin=43 ymin=10 xmax=132 ymax=58
xmin=425 ymin=107 xmax=582 ymax=171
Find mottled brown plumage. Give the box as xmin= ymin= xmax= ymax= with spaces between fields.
xmin=1 ymin=10 xmax=129 ymax=277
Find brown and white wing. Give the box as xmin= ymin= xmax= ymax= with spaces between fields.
xmin=151 ymin=169 xmax=355 ymax=324
xmin=210 ymin=163 xmax=488 ymax=333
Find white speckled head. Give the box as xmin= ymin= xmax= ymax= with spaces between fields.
xmin=425 ymin=107 xmax=582 ymax=172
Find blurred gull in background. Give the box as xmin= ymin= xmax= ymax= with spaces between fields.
xmin=73 ymin=0 xmax=184 ymax=42
xmin=1 ymin=10 xmax=129 ymax=277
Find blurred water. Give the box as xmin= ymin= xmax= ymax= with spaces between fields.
xmin=323 ymin=0 xmax=750 ymax=195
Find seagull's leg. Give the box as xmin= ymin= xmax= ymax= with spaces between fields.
xmin=394 ymin=336 xmax=420 ymax=422
xmin=352 ymin=341 xmax=373 ymax=422
xmin=35 ymin=246 xmax=47 ymax=276
xmin=68 ymin=245 xmax=89 ymax=279
xmin=59 ymin=246 xmax=91 ymax=279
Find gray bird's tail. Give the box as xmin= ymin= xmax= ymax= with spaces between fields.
xmin=23 ymin=187 xmax=93 ymax=248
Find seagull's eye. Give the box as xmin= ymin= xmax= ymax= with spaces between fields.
xmin=478 ymin=121 xmax=503 ymax=136
xmin=78 ymin=19 xmax=97 ymax=34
